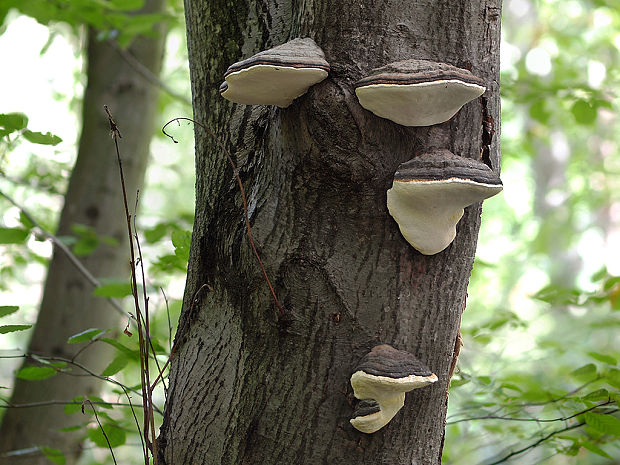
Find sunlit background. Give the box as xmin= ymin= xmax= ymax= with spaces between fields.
xmin=1 ymin=0 xmax=620 ymax=463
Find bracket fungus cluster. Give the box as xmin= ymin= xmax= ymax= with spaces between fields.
xmin=354 ymin=59 xmax=486 ymax=126
xmin=219 ymin=38 xmax=330 ymax=108
xmin=387 ymin=150 xmax=503 ymax=255
xmin=350 ymin=345 xmax=438 ymax=434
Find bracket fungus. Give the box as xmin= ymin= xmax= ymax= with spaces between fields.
xmin=387 ymin=150 xmax=503 ymax=255
xmin=350 ymin=344 xmax=438 ymax=434
xmin=219 ymin=37 xmax=330 ymax=108
xmin=354 ymin=59 xmax=485 ymax=126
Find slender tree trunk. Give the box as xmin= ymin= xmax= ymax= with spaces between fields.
xmin=0 ymin=2 xmax=165 ymax=463
xmin=159 ymin=1 xmax=501 ymax=463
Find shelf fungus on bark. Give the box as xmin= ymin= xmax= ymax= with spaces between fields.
xmin=354 ymin=59 xmax=486 ymax=126
xmin=219 ymin=37 xmax=330 ymax=108
xmin=387 ymin=149 xmax=503 ymax=255
xmin=350 ymin=344 xmax=438 ymax=434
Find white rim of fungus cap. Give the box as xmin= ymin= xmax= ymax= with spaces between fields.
xmin=221 ymin=64 xmax=328 ymax=108
xmin=355 ymin=79 xmax=485 ymax=126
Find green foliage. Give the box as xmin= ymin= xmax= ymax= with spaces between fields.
xmin=0 ymin=112 xmax=62 ymax=145
xmin=93 ymin=279 xmax=133 ymax=298
xmin=0 ymin=324 xmax=32 ymax=334
xmin=0 ymin=227 xmax=29 ymax=244
xmin=0 ymin=306 xmax=19 ymax=318
xmin=0 ymin=1 xmax=178 ymax=47
xmin=100 ymin=354 xmax=129 ymax=377
xmin=40 ymin=446 xmax=66 ymax=465
xmin=15 ymin=365 xmax=57 ymax=380
xmin=87 ymin=422 xmax=126 ymax=448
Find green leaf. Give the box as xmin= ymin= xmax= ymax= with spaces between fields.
xmin=172 ymin=229 xmax=191 ymax=262
xmin=532 ymin=285 xmax=580 ymax=305
xmin=571 ymin=100 xmax=597 ymax=125
xmin=588 ymin=352 xmax=617 ymax=366
xmin=88 ymin=396 xmax=114 ymax=410
xmin=100 ymin=338 xmax=138 ymax=358
xmin=18 ymin=211 xmax=35 ymax=230
xmin=67 ymin=328 xmax=106 ymax=344
xmin=64 ymin=396 xmax=84 ymax=415
xmin=450 ymin=378 xmax=470 ymax=389
xmin=87 ymin=423 xmax=126 ymax=448
xmin=57 ymin=425 xmax=82 ymax=432
xmin=93 ymin=280 xmax=132 ymax=298
xmin=571 ymin=363 xmax=598 ymax=382
xmin=21 ymin=130 xmax=62 ymax=146
xmin=0 ymin=324 xmax=32 ymax=334
xmin=70 ymin=223 xmax=99 ymax=256
xmin=0 ymin=113 xmax=28 ymax=132
xmin=581 ymin=441 xmax=611 ymax=459
xmin=100 ymin=354 xmax=129 ymax=377
xmin=143 ymin=222 xmax=169 ymax=243
xmin=606 ymin=368 xmax=620 ymax=390
xmin=584 ymin=412 xmax=620 ymax=436
xmin=0 ymin=306 xmax=19 ymax=319
xmin=0 ymin=227 xmax=29 ymax=244
xmin=109 ymin=0 xmax=145 ymax=10
xmin=16 ymin=366 xmax=57 ymax=381
xmin=529 ymin=100 xmax=551 ymax=124
xmin=40 ymin=446 xmax=65 ymax=465
xmin=582 ymin=389 xmax=609 ymax=402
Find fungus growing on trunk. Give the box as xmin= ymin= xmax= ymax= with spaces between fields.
xmin=219 ymin=38 xmax=330 ymax=108
xmin=350 ymin=344 xmax=438 ymax=434
xmin=387 ymin=149 xmax=503 ymax=255
xmin=354 ymin=59 xmax=485 ymax=126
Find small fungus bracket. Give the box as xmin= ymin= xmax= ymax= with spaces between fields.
xmin=349 ymin=344 xmax=438 ymax=433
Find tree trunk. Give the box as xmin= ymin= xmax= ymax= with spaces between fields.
xmin=159 ymin=1 xmax=501 ymax=464
xmin=0 ymin=2 xmax=165 ymax=463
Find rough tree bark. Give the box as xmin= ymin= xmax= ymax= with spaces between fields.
xmin=0 ymin=2 xmax=165 ymax=463
xmin=159 ymin=1 xmax=501 ymax=464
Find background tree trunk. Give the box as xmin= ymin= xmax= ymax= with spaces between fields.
xmin=0 ymin=2 xmax=166 ymax=463
xmin=159 ymin=1 xmax=501 ymax=463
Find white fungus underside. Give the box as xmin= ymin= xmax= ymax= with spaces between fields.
xmin=222 ymin=64 xmax=328 ymax=108
xmin=387 ymin=179 xmax=503 ymax=255
xmin=350 ymin=370 xmax=438 ymax=433
xmin=355 ymin=80 xmax=485 ymax=126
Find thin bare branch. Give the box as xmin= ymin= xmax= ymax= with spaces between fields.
xmin=108 ymin=40 xmax=192 ymax=106
xmin=82 ymin=399 xmax=118 ymax=465
xmin=447 ymin=400 xmax=614 ymax=425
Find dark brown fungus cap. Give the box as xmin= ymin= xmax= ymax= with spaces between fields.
xmin=355 ymin=59 xmax=486 ymax=126
xmin=354 ymin=344 xmax=434 ymax=379
xmin=387 ymin=150 xmax=503 ymax=255
xmin=219 ymin=38 xmax=330 ymax=108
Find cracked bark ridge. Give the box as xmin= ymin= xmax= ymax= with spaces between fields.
xmin=355 ymin=59 xmax=486 ymax=126
xmin=220 ymin=38 xmax=330 ymax=107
